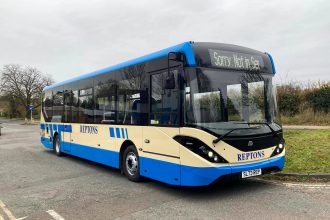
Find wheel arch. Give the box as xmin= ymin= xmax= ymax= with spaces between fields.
xmin=53 ymin=131 xmax=59 ymax=144
xmin=119 ymin=140 xmax=136 ymax=171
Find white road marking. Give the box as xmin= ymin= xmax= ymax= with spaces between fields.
xmin=0 ymin=200 xmax=16 ymax=220
xmin=17 ymin=216 xmax=28 ymax=220
xmin=254 ymin=178 xmax=330 ymax=189
xmin=47 ymin=210 xmax=65 ymax=220
xmin=283 ymin=183 xmax=330 ymax=189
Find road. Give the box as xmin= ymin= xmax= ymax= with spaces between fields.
xmin=0 ymin=120 xmax=329 ymax=220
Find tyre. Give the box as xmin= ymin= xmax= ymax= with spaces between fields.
xmin=53 ymin=135 xmax=63 ymax=157
xmin=123 ymin=145 xmax=141 ymax=182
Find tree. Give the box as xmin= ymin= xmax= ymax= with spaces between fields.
xmin=0 ymin=64 xmax=54 ymax=119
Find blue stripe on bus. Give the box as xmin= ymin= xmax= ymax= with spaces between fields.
xmin=266 ymin=52 xmax=276 ymax=74
xmin=125 ymin=128 xmax=128 ymax=139
xmin=44 ymin=42 xmax=196 ymax=90
xmin=41 ymin=137 xmax=53 ymax=149
xmin=115 ymin=128 xmax=121 ymax=138
xmin=181 ymin=156 xmax=285 ymax=186
xmin=64 ymin=125 xmax=72 ymax=132
xmin=43 ymin=123 xmax=72 ymax=133
xmin=109 ymin=127 xmax=115 ymax=138
xmin=65 ymin=142 xmax=119 ymax=168
xmin=40 ymin=123 xmax=45 ymax=129
xmin=49 ymin=125 xmax=53 ymax=138
xmin=121 ymin=128 xmax=125 ymax=139
xmin=40 ymin=136 xmax=285 ymax=186
xmin=57 ymin=124 xmax=64 ymax=132
xmin=140 ymin=157 xmax=181 ymax=185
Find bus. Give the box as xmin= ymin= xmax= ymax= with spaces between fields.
xmin=40 ymin=42 xmax=285 ymax=186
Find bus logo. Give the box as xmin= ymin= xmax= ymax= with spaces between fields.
xmin=80 ymin=125 xmax=98 ymax=134
xmin=248 ymin=141 xmax=253 ymax=147
xmin=237 ymin=151 xmax=265 ymax=161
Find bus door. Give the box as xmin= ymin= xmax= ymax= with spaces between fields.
xmin=141 ymin=70 xmax=181 ymax=185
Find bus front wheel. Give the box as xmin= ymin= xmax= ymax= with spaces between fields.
xmin=123 ymin=145 xmax=141 ymax=182
xmin=53 ymin=135 xmax=63 ymax=157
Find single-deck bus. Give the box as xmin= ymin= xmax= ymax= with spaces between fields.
xmin=40 ymin=42 xmax=285 ymax=186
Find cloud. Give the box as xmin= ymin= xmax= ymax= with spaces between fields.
xmin=0 ymin=0 xmax=329 ymax=83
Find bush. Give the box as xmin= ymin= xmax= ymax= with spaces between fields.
xmin=277 ymin=84 xmax=302 ymax=116
xmin=305 ymin=83 xmax=330 ymax=113
xmin=276 ymin=81 xmax=330 ymax=125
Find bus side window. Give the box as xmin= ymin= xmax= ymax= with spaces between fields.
xmin=63 ymin=86 xmax=72 ymax=123
xmin=78 ymin=87 xmax=94 ymax=124
xmin=52 ymin=86 xmax=64 ymax=122
xmin=71 ymin=90 xmax=79 ymax=123
xmin=95 ymin=82 xmax=116 ymax=124
xmin=117 ymin=66 xmax=147 ymax=125
xmin=43 ymin=90 xmax=53 ymax=122
xmin=150 ymin=70 xmax=179 ymax=126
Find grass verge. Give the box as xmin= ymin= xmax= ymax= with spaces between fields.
xmin=263 ymin=129 xmax=330 ymax=182
xmin=282 ymin=129 xmax=330 ymax=173
xmin=281 ymin=109 xmax=330 ymax=125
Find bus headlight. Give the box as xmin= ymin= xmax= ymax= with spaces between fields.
xmin=271 ymin=140 xmax=285 ymax=157
xmin=279 ymin=143 xmax=284 ymax=149
xmin=174 ymin=136 xmax=228 ymax=163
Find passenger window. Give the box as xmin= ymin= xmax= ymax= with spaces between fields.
xmin=71 ymin=90 xmax=79 ymax=123
xmin=95 ymin=82 xmax=116 ymax=124
xmin=43 ymin=90 xmax=53 ymax=122
xmin=117 ymin=66 xmax=148 ymax=125
xmin=63 ymin=87 xmax=72 ymax=123
xmin=78 ymin=88 xmax=94 ymax=124
xmin=52 ymin=87 xmax=64 ymax=122
xmin=150 ymin=70 xmax=179 ymax=126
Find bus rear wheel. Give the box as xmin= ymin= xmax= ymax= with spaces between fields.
xmin=53 ymin=135 xmax=63 ymax=157
xmin=123 ymin=145 xmax=141 ymax=182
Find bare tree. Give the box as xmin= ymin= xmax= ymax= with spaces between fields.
xmin=0 ymin=64 xmax=54 ymax=118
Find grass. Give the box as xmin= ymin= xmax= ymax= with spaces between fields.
xmin=282 ymin=129 xmax=330 ymax=173
xmin=281 ymin=109 xmax=330 ymax=125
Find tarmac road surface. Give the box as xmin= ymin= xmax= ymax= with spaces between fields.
xmin=0 ymin=120 xmax=329 ymax=220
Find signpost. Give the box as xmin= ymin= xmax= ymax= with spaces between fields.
xmin=28 ymin=105 xmax=33 ymax=122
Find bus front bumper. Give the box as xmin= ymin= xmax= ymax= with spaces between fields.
xmin=180 ymin=155 xmax=285 ymax=186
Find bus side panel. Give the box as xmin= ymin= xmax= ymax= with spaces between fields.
xmin=140 ymin=127 xmax=181 ymax=185
xmin=68 ymin=142 xmax=119 ymax=168
xmin=63 ymin=123 xmax=119 ymax=168
xmin=40 ymin=122 xmax=53 ymax=149
xmin=139 ymin=157 xmax=181 ymax=185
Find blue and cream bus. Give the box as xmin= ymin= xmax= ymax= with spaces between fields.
xmin=40 ymin=42 xmax=285 ymax=186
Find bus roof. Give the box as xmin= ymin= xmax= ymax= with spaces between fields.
xmin=45 ymin=41 xmax=275 ymax=90
xmin=44 ymin=41 xmax=196 ymax=90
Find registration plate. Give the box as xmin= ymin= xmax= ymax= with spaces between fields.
xmin=242 ymin=169 xmax=262 ymax=178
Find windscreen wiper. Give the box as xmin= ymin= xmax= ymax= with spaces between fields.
xmin=233 ymin=122 xmax=281 ymax=139
xmin=212 ymin=127 xmax=253 ymax=144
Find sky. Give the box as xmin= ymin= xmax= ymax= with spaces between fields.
xmin=0 ymin=0 xmax=329 ymax=84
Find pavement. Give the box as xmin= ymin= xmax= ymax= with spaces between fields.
xmin=283 ymin=125 xmax=330 ymax=129
xmin=0 ymin=120 xmax=329 ymax=220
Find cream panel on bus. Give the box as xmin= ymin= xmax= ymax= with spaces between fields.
xmin=70 ymin=124 xmax=106 ymax=149
xmin=113 ymin=125 xmax=143 ymax=153
xmin=62 ymin=124 xmax=71 ymax=146
xmin=141 ymin=127 xmax=181 ymax=163
xmin=70 ymin=124 xmax=142 ymax=152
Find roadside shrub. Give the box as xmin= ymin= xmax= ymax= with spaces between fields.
xmin=304 ymin=83 xmax=330 ymax=113
xmin=277 ymin=84 xmax=302 ymax=116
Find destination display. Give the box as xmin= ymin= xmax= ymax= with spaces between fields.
xmin=209 ymin=49 xmax=264 ymax=71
